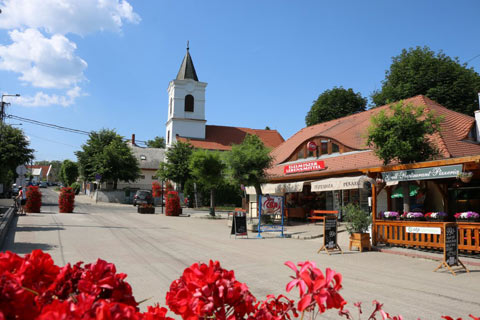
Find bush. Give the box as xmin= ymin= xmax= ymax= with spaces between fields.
xmin=165 ymin=191 xmax=181 ymax=216
xmin=70 ymin=182 xmax=81 ymax=195
xmin=25 ymin=186 xmax=42 ymax=213
xmin=59 ymin=187 xmax=75 ymax=213
xmin=343 ymin=204 xmax=372 ymax=234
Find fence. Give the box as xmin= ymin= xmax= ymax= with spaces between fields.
xmin=374 ymin=220 xmax=480 ymax=253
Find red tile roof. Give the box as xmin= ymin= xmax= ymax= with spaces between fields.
xmin=176 ymin=125 xmax=284 ymax=151
xmin=268 ymin=95 xmax=480 ymax=179
xmin=27 ymin=165 xmax=52 ymax=179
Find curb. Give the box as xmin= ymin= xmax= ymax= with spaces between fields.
xmin=0 ymin=207 xmax=15 ymax=248
xmin=376 ymin=247 xmax=480 ymax=267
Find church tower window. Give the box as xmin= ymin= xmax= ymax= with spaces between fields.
xmin=169 ymin=98 xmax=173 ymax=116
xmin=185 ymin=94 xmax=194 ymax=112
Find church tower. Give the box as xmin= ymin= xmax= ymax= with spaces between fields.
xmin=166 ymin=44 xmax=207 ymax=147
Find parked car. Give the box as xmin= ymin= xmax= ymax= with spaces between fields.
xmin=39 ymin=182 xmax=48 ymax=188
xmin=133 ymin=190 xmax=153 ymax=207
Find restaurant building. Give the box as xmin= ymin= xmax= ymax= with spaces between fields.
xmin=247 ymin=95 xmax=480 ymax=252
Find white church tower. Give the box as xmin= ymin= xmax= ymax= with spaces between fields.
xmin=166 ymin=44 xmax=207 ymax=147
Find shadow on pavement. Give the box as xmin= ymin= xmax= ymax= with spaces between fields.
xmin=16 ymin=225 xmax=65 ymax=232
xmin=7 ymin=242 xmax=57 ymax=254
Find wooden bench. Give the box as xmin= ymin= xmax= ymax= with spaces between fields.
xmin=308 ymin=210 xmax=338 ymax=224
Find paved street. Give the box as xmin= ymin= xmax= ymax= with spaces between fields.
xmin=2 ymin=188 xmax=480 ymax=319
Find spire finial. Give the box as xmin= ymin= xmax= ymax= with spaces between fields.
xmin=187 ymin=40 xmax=189 ymax=51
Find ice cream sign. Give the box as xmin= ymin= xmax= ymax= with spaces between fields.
xmin=284 ymin=160 xmax=326 ymax=174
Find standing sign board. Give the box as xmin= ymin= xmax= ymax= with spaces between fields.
xmin=257 ymin=195 xmax=284 ymax=238
xmin=317 ymin=217 xmax=343 ymax=254
xmin=434 ymin=223 xmax=469 ymax=275
xmin=230 ymin=210 xmax=248 ymax=238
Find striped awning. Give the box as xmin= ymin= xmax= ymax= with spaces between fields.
xmin=245 ymin=182 xmax=304 ymax=195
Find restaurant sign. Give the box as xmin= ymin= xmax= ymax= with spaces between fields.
xmin=381 ymin=164 xmax=462 ymax=183
xmin=284 ymin=160 xmax=325 ymax=174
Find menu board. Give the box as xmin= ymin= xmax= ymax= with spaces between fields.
xmin=324 ymin=217 xmax=337 ymax=249
xmin=444 ymin=224 xmax=458 ymax=267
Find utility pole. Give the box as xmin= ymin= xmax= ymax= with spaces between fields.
xmin=1 ymin=93 xmax=20 ymax=125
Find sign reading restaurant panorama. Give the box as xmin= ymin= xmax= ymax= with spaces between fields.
xmin=284 ymin=160 xmax=326 ymax=174
xmin=381 ymin=164 xmax=462 ymax=182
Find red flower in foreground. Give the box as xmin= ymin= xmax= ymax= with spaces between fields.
xmin=166 ymin=260 xmax=256 ymax=319
xmin=249 ymin=294 xmax=298 ymax=320
xmin=285 ymin=260 xmax=346 ymax=313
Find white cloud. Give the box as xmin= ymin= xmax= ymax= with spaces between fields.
xmin=0 ymin=28 xmax=87 ymax=89
xmin=0 ymin=0 xmax=140 ymax=36
xmin=17 ymin=86 xmax=84 ymax=107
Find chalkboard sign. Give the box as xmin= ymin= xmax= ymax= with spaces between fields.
xmin=231 ymin=211 xmax=248 ymax=237
xmin=444 ymin=224 xmax=458 ymax=267
xmin=324 ymin=217 xmax=337 ymax=249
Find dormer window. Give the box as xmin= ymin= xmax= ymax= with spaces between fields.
xmin=140 ymin=155 xmax=146 ymax=161
xmin=185 ymin=94 xmax=194 ymax=112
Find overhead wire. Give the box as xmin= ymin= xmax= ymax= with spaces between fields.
xmin=5 ymin=113 xmax=152 ymax=147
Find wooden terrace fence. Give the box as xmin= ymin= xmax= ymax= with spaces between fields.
xmin=374 ymin=220 xmax=480 ymax=253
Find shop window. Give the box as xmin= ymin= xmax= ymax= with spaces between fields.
xmin=321 ymin=140 xmax=328 ymax=154
xmin=332 ymin=143 xmax=339 ymax=153
xmin=185 ymin=94 xmax=194 ymax=112
xmin=298 ymin=149 xmax=305 ymax=159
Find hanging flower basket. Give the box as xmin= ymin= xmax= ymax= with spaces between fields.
xmin=457 ymin=171 xmax=473 ymax=183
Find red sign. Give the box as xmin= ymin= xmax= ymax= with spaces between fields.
xmin=284 ymin=160 xmax=325 ymax=174
xmin=307 ymin=141 xmax=317 ymax=152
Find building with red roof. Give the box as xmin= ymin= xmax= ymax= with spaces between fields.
xmin=165 ymin=46 xmax=284 ymax=151
xmin=246 ymin=96 xmax=480 ymax=249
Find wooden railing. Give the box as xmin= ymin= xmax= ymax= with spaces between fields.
xmin=374 ymin=220 xmax=480 ymax=253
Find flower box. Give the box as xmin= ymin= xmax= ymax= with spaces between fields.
xmin=424 ymin=212 xmax=447 ymax=222
xmin=137 ymin=206 xmax=155 ymax=214
xmin=454 ymin=211 xmax=479 ymax=222
xmin=380 ymin=211 xmax=399 ymax=220
xmin=400 ymin=212 xmax=425 ymax=221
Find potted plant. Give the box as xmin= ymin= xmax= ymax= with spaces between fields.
xmin=457 ymin=171 xmax=473 ymax=183
xmin=59 ymin=187 xmax=75 ymax=213
xmin=343 ymin=204 xmax=372 ymax=252
xmin=25 ymin=186 xmax=42 ymax=213
xmin=454 ymin=211 xmax=480 ymax=222
xmin=424 ymin=211 xmax=447 ymax=221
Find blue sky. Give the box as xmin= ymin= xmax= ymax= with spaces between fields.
xmin=1 ymin=0 xmax=480 ymax=161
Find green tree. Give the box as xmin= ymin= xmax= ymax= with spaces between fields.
xmin=226 ymin=134 xmax=273 ymax=197
xmin=146 ymin=136 xmax=165 ymax=148
xmin=156 ymin=141 xmax=193 ymax=191
xmin=372 ymin=46 xmax=480 ymax=115
xmin=75 ymin=129 xmax=140 ymax=189
xmin=367 ymin=102 xmax=443 ymax=212
xmin=60 ymin=160 xmax=79 ymax=186
xmin=305 ymin=87 xmax=367 ymax=126
xmin=0 ymin=125 xmax=34 ymax=188
xmin=366 ymin=102 xmax=442 ymax=165
xmin=189 ymin=149 xmax=225 ymax=216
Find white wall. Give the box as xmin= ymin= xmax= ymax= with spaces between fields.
xmin=166 ymin=78 xmax=208 ymax=147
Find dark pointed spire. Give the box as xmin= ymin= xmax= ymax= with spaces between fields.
xmin=176 ymin=41 xmax=199 ymax=81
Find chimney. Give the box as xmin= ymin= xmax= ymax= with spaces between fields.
xmin=131 ymin=134 xmax=136 ymax=146
xmin=476 ymin=93 xmax=480 ymax=142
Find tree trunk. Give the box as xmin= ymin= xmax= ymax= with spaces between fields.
xmin=402 ymin=182 xmax=410 ymax=213
xmin=113 ymin=180 xmax=117 ymax=190
xmin=254 ymin=184 xmax=262 ymax=218
xmin=210 ymin=189 xmax=215 ymax=216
